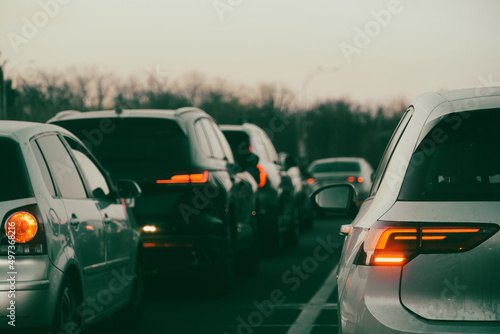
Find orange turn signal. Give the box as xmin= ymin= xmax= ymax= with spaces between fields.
xmin=5 ymin=212 xmax=38 ymax=243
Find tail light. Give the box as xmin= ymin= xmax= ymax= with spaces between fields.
xmin=347 ymin=177 xmax=363 ymax=183
xmin=1 ymin=205 xmax=46 ymax=255
xmin=356 ymin=221 xmax=499 ymax=266
xmin=256 ymin=164 xmax=267 ymax=188
xmin=157 ymin=171 xmax=209 ymax=184
xmin=306 ymin=178 xmax=315 ymax=184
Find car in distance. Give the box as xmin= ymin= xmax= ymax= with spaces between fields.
xmin=221 ymin=123 xmax=297 ymax=254
xmin=49 ymin=108 xmax=260 ymax=293
xmin=307 ymin=157 xmax=373 ymax=204
xmin=313 ymin=87 xmax=500 ymax=333
xmin=0 ymin=121 xmax=142 ymax=332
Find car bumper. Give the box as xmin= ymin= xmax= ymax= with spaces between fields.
xmin=0 ymin=255 xmax=62 ymax=329
xmin=339 ymin=266 xmax=500 ymax=333
xmin=141 ymin=234 xmax=229 ymax=276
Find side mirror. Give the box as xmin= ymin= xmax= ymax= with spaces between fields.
xmin=116 ymin=179 xmax=141 ymax=200
xmin=311 ymin=184 xmax=358 ymax=217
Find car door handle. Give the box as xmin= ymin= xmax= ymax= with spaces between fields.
xmin=69 ymin=214 xmax=80 ymax=227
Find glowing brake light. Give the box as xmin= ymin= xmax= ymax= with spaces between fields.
xmin=306 ymin=178 xmax=315 ymax=184
xmin=347 ymin=177 xmax=364 ymax=183
xmin=5 ymin=212 xmax=38 ymax=243
xmin=157 ymin=171 xmax=209 ymax=184
xmin=256 ymin=164 xmax=267 ymax=187
xmin=356 ymin=222 xmax=499 ymax=266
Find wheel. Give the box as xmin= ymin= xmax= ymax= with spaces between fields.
xmin=52 ymin=276 xmax=81 ymax=334
xmin=212 ymin=245 xmax=236 ymax=295
xmin=267 ymin=213 xmax=285 ymax=256
xmin=285 ymin=205 xmax=300 ymax=248
xmin=118 ymin=256 xmax=145 ymax=328
xmin=238 ymin=237 xmax=260 ymax=276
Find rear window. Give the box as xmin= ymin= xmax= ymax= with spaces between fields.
xmin=399 ymin=109 xmax=500 ymax=201
xmin=310 ymin=161 xmax=361 ymax=173
xmin=54 ymin=118 xmax=190 ymax=179
xmin=0 ymin=138 xmax=33 ymax=201
xmin=222 ymin=130 xmax=251 ymax=161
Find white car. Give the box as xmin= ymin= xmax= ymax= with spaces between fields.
xmin=0 ymin=121 xmax=143 ymax=332
xmin=314 ymin=87 xmax=500 ymax=333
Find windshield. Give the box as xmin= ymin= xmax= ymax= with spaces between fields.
xmin=399 ymin=109 xmax=500 ymax=201
xmin=0 ymin=138 xmax=33 ymax=201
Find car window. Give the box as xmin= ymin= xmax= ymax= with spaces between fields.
xmin=0 ymin=137 xmax=33 ymax=201
xmin=31 ymin=141 xmax=56 ymax=197
xmin=212 ymin=122 xmax=234 ymax=163
xmin=200 ymin=118 xmax=224 ymax=160
xmin=311 ymin=161 xmax=361 ymax=173
xmin=399 ymin=109 xmax=500 ymax=201
xmin=36 ymin=135 xmax=87 ymax=199
xmin=370 ymin=106 xmax=414 ymax=197
xmin=64 ymin=136 xmax=111 ymax=199
xmin=194 ymin=119 xmax=212 ymax=157
xmin=222 ymin=130 xmax=251 ymax=165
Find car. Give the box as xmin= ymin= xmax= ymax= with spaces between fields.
xmin=0 ymin=121 xmax=143 ymax=333
xmin=48 ymin=108 xmax=260 ymax=293
xmin=221 ymin=123 xmax=297 ymax=254
xmin=313 ymin=87 xmax=500 ymax=334
xmin=307 ymin=157 xmax=373 ymax=204
xmin=279 ymin=152 xmax=314 ymax=230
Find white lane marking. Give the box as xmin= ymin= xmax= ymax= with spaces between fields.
xmin=286 ymin=264 xmax=339 ymax=334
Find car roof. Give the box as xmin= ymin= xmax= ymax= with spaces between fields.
xmin=0 ymin=121 xmax=71 ymax=141
xmin=220 ymin=123 xmax=262 ymax=134
xmin=48 ymin=107 xmax=207 ymax=122
xmin=411 ymin=86 xmax=500 ymax=121
xmin=309 ymin=157 xmax=366 ymax=165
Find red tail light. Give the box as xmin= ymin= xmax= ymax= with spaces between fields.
xmin=306 ymin=178 xmax=315 ymax=184
xmin=157 ymin=171 xmax=209 ymax=184
xmin=356 ymin=222 xmax=499 ymax=266
xmin=256 ymin=164 xmax=267 ymax=188
xmin=347 ymin=176 xmax=364 ymax=183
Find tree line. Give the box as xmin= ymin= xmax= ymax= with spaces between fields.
xmin=3 ymin=68 xmax=405 ymax=169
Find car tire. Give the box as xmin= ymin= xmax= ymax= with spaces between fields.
xmin=238 ymin=238 xmax=260 ymax=277
xmin=268 ymin=214 xmax=285 ymax=256
xmin=212 ymin=244 xmax=236 ymax=295
xmin=52 ymin=276 xmax=81 ymax=334
xmin=118 ymin=256 xmax=145 ymax=328
xmin=285 ymin=205 xmax=300 ymax=248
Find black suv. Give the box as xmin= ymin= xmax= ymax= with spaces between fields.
xmin=221 ymin=124 xmax=298 ymax=254
xmin=49 ymin=108 xmax=260 ymax=293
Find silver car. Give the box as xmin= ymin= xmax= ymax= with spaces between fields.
xmin=307 ymin=157 xmax=373 ymax=203
xmin=314 ymin=87 xmax=500 ymax=333
xmin=0 ymin=121 xmax=143 ymax=332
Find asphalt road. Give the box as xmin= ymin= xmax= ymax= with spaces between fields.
xmin=90 ymin=215 xmax=350 ymax=334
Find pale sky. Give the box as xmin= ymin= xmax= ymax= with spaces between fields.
xmin=1 ymin=0 xmax=499 ymax=107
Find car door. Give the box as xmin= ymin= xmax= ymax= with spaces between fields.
xmin=62 ymin=135 xmax=134 ymax=308
xmin=34 ymin=134 xmax=107 ymax=315
xmin=211 ymin=120 xmax=256 ymax=249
